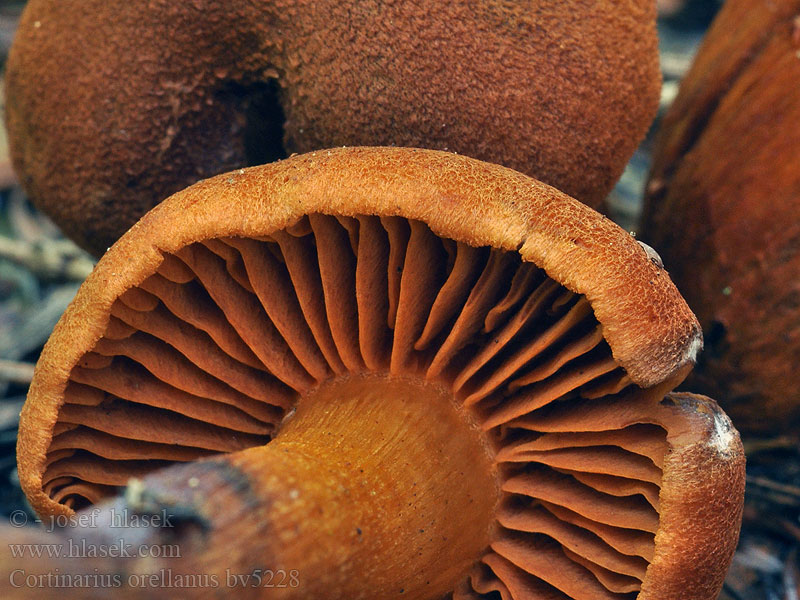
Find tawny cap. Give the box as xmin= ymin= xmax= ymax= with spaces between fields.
xmin=6 ymin=0 xmax=660 ymax=255
xmin=18 ymin=148 xmax=740 ymax=600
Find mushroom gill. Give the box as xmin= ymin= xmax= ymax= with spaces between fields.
xmin=15 ymin=148 xmax=744 ymax=600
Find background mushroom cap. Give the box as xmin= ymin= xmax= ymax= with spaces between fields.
xmin=17 ymin=148 xmax=744 ymax=599
xmin=642 ymin=0 xmax=800 ymax=437
xmin=5 ymin=0 xmax=661 ymax=255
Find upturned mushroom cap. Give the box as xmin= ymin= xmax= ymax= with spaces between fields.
xmin=642 ymin=0 xmax=800 ymax=437
xmin=5 ymin=0 xmax=661 ymax=256
xmin=18 ymin=148 xmax=742 ymax=599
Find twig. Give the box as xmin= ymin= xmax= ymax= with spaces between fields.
xmin=0 ymin=283 xmax=81 ymax=359
xmin=744 ymin=437 xmax=799 ymax=455
xmin=747 ymin=476 xmax=800 ymax=500
xmin=0 ymin=359 xmax=34 ymax=384
xmin=744 ymin=505 xmax=800 ymax=544
xmin=0 ymin=235 xmax=94 ymax=281
xmin=0 ymin=397 xmax=24 ymax=430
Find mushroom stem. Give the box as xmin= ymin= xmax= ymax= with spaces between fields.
xmin=5 ymin=374 xmax=499 ymax=598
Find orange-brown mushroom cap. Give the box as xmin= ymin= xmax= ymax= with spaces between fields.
xmin=5 ymin=0 xmax=661 ymax=255
xmin=17 ymin=148 xmax=741 ymax=599
xmin=642 ymin=0 xmax=800 ymax=436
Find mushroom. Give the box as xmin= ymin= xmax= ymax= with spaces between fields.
xmin=15 ymin=148 xmax=743 ymax=599
xmin=5 ymin=0 xmax=661 ymax=256
xmin=642 ymin=0 xmax=800 ymax=437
